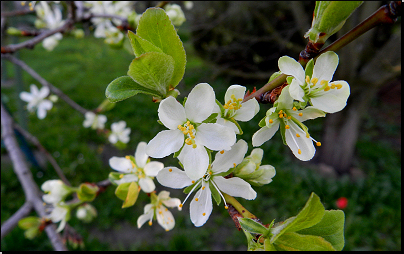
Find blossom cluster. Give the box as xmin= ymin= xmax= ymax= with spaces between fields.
xmin=253 ymin=51 xmax=350 ymax=161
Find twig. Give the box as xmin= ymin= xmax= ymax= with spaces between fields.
xmin=1 ymin=19 xmax=74 ymax=54
xmin=1 ymin=9 xmax=35 ymax=17
xmin=13 ymin=123 xmax=71 ymax=186
xmin=1 ymin=54 xmax=89 ymax=115
xmin=1 ymin=101 xmax=67 ymax=250
xmin=1 ymin=201 xmax=33 ymax=239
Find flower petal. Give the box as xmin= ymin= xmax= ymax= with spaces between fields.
xmin=292 ymin=106 xmax=326 ymax=122
xmin=156 ymin=206 xmax=175 ymax=231
xmin=146 ymin=129 xmax=184 ymax=158
xmin=144 ymin=161 xmax=164 ymax=176
xmin=190 ymin=181 xmax=212 ymax=227
xmin=139 ymin=177 xmax=156 ymax=193
xmin=285 ymin=123 xmax=315 ymax=161
xmin=310 ymin=81 xmax=350 ymax=113
xmin=38 ymin=86 xmax=50 ymax=99
xmin=211 ymin=139 xmax=248 ymax=174
xmin=162 ymin=197 xmax=181 ymax=208
xmin=156 ymin=167 xmax=193 ymax=188
xmin=289 ymin=78 xmax=305 ymax=102
xmin=234 ymin=98 xmax=259 ymax=122
xmin=135 ymin=142 xmax=148 ymax=168
xmin=252 ymin=124 xmax=279 ymax=147
xmin=158 ymin=96 xmax=186 ymax=129
xmin=19 ymin=92 xmax=34 ymax=102
xmin=109 ymin=157 xmax=133 ymax=173
xmin=185 ymin=83 xmax=215 ymax=123
xmin=224 ymin=85 xmax=246 ymax=103
xmin=278 ymin=56 xmax=305 ymax=84
xmin=312 ymin=51 xmax=339 ymax=82
xmin=216 ymin=117 xmax=239 ymax=134
xmin=196 ymin=123 xmax=236 ymax=151
xmin=213 ymin=176 xmax=257 ymax=200
xmin=178 ymin=144 xmax=209 ymax=180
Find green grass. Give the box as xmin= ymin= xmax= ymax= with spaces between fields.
xmin=1 ymin=33 xmax=401 ymax=251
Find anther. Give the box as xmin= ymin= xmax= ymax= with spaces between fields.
xmin=298 ymin=149 xmax=302 ymax=154
xmin=148 ymin=221 xmax=152 ymax=226
xmin=296 ymin=133 xmax=300 ymax=137
xmin=168 ymin=168 xmax=172 ymax=172
xmin=195 ymin=198 xmax=199 ymax=201
xmin=299 ymin=113 xmax=303 ymax=116
xmin=285 ymin=125 xmax=290 ymax=129
xmin=269 ymin=119 xmax=273 ymax=123
xmin=316 ymin=142 xmax=321 ymax=146
xmin=292 ymin=107 xmax=297 ymax=111
xmin=202 ymin=213 xmax=206 ymax=216
xmin=220 ymin=150 xmax=224 ymax=154
xmin=311 ymin=77 xmax=318 ymax=85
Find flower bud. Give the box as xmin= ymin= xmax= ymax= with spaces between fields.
xmin=233 ymin=148 xmax=276 ymax=186
xmin=76 ymin=203 xmax=98 ymax=223
xmin=77 ymin=183 xmax=99 ymax=202
xmin=164 ymin=4 xmax=186 ymax=27
xmin=304 ymin=1 xmax=363 ymax=44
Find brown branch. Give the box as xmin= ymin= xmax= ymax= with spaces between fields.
xmin=1 ymin=201 xmax=33 ymax=239
xmin=1 ymin=18 xmax=74 ymax=54
xmin=1 ymin=54 xmax=89 ymax=115
xmin=13 ymin=123 xmax=71 ymax=186
xmin=1 ymin=101 xmax=67 ymax=250
xmin=1 ymin=9 xmax=35 ymax=17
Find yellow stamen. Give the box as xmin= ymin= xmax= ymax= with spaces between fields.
xmin=324 ymin=86 xmax=331 ymax=92
xmin=202 ymin=186 xmax=205 ymax=190
xmin=299 ymin=113 xmax=303 ymax=117
xmin=195 ymin=198 xmax=199 ymax=201
xmin=296 ymin=133 xmax=300 ymax=137
xmin=220 ymin=150 xmax=224 ymax=154
xmin=336 ymin=84 xmax=342 ymax=89
xmin=285 ymin=125 xmax=290 ymax=129
xmin=316 ymin=142 xmax=322 ymax=146
xmin=225 ymin=205 xmax=229 ymax=209
xmin=119 ymin=174 xmax=124 ymax=179
xmin=209 ymin=171 xmax=212 ymax=175
xmin=269 ymin=119 xmax=273 ymax=124
xmin=148 ymin=221 xmax=152 ymax=226
xmin=191 ymin=181 xmax=195 ymax=184
xmin=179 ymin=204 xmax=183 ymax=208
xmin=305 ymin=75 xmax=310 ymax=83
xmin=233 ymin=163 xmax=237 ymax=167
xmin=292 ymin=107 xmax=297 ymax=111
xmin=298 ymin=149 xmax=302 ymax=154
xmin=311 ymin=77 xmax=318 ymax=85
xmin=168 ymin=168 xmax=172 ymax=172
xmin=202 ymin=213 xmax=206 ymax=216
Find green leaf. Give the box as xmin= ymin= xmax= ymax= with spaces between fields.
xmin=18 ymin=217 xmax=41 ymax=230
xmin=305 ymin=1 xmax=363 ymax=43
xmin=122 ymin=181 xmax=140 ymax=208
xmin=268 ymin=71 xmax=282 ymax=83
xmin=238 ymin=217 xmax=270 ymax=236
xmin=274 ymin=232 xmax=335 ymax=251
xmin=305 ymin=58 xmax=314 ymax=80
xmin=24 ymin=227 xmax=40 ymax=240
xmin=297 ymin=210 xmax=345 ymax=251
xmin=136 ymin=8 xmax=186 ymax=89
xmin=127 ymin=30 xmax=163 ymax=57
xmin=264 ymin=238 xmax=277 ymax=251
xmin=270 ymin=192 xmax=325 ymax=243
xmin=106 ymin=76 xmax=161 ymax=103
xmin=209 ymin=181 xmax=221 ymax=206
xmin=258 ymin=117 xmax=266 ymax=128
xmin=77 ymin=183 xmax=99 ymax=202
xmin=115 ymin=182 xmax=131 ymax=201
xmin=128 ymin=52 xmax=175 ymax=96
xmin=202 ymin=113 xmax=218 ymax=123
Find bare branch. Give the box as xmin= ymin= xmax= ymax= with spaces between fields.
xmin=1 ymin=54 xmax=89 ymax=115
xmin=1 ymin=201 xmax=33 ymax=239
xmin=13 ymin=123 xmax=71 ymax=186
xmin=1 ymin=19 xmax=74 ymax=54
xmin=1 ymin=102 xmax=67 ymax=250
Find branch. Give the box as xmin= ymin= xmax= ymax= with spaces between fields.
xmin=1 ymin=102 xmax=67 ymax=250
xmin=1 ymin=201 xmax=33 ymax=239
xmin=1 ymin=19 xmax=74 ymax=54
xmin=1 ymin=54 xmax=89 ymax=115
xmin=13 ymin=123 xmax=71 ymax=186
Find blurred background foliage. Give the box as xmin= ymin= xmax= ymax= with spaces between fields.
xmin=1 ymin=1 xmax=401 ymax=251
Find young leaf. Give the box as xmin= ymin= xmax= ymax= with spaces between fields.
xmin=273 ymin=232 xmax=335 ymax=251
xmin=238 ymin=217 xmax=270 ymax=236
xmin=106 ymin=76 xmax=162 ymax=102
xmin=136 ymin=8 xmax=186 ymax=89
xmin=127 ymin=30 xmax=163 ymax=57
xmin=122 ymin=181 xmax=140 ymax=208
xmin=305 ymin=58 xmax=314 ymax=79
xmin=270 ymin=192 xmax=325 ymax=243
xmin=127 ymin=52 xmax=175 ymax=96
xmin=115 ymin=182 xmax=131 ymax=201
xmin=297 ymin=210 xmax=345 ymax=251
